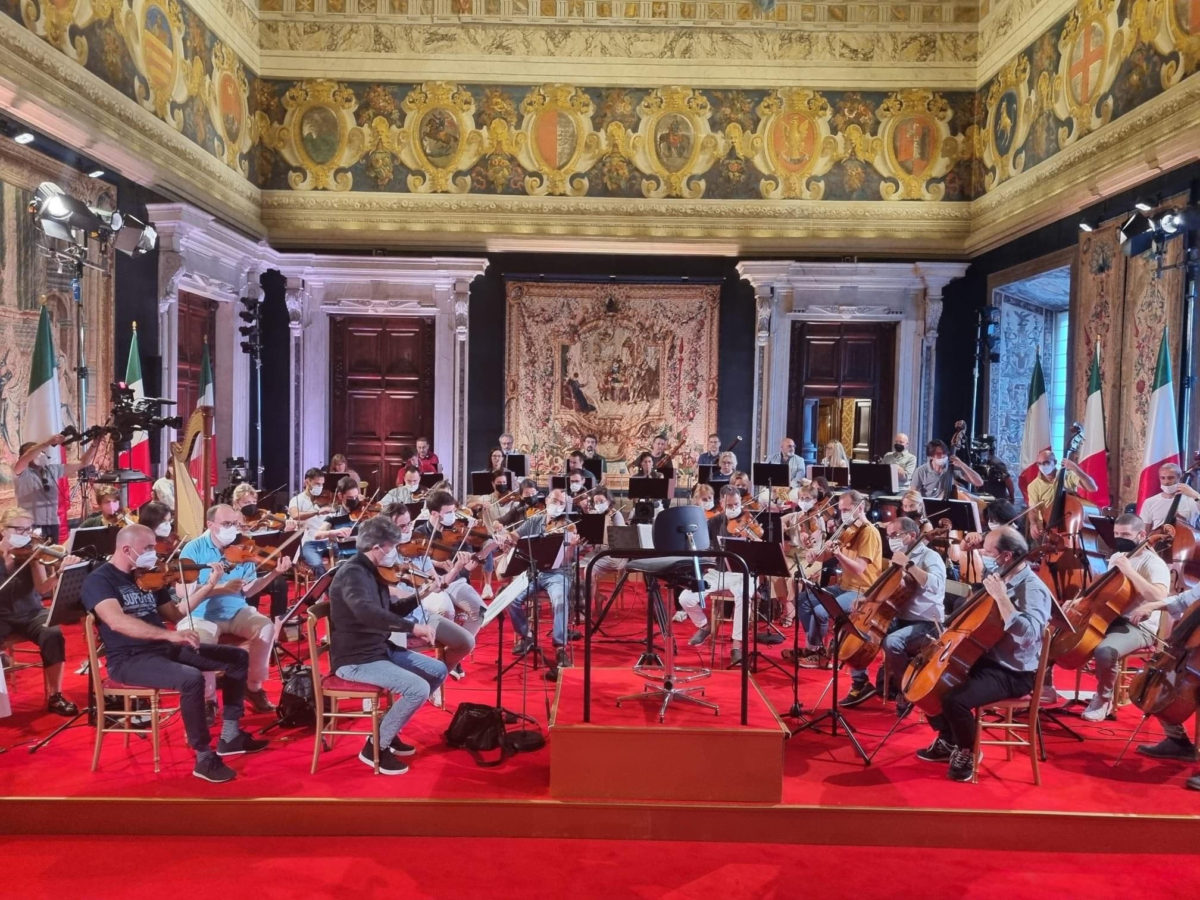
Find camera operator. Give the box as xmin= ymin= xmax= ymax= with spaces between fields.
xmin=14 ymin=433 xmax=102 ymax=542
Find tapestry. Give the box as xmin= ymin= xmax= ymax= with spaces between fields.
xmin=989 ymin=291 xmax=1061 ymax=472
xmin=504 ymin=281 xmax=719 ymax=480
xmin=0 ymin=142 xmax=116 ymax=510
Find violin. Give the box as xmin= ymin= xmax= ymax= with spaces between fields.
xmin=9 ymin=537 xmax=70 ymax=565
xmin=156 ymin=534 xmax=181 ymax=557
xmin=1130 ymin=597 xmax=1200 ymax=724
xmin=221 ymin=532 xmax=302 ymax=572
xmin=244 ymin=509 xmax=289 ymax=531
xmin=135 ymin=560 xmax=206 ymax=591
xmin=347 ymin=501 xmax=383 ymax=522
xmin=725 ymin=510 xmax=763 ymax=541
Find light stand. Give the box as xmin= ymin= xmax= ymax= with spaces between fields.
xmin=238 ymin=295 xmax=264 ymax=489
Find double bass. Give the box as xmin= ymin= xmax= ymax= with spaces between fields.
xmin=1129 ymin=598 xmax=1200 ymax=725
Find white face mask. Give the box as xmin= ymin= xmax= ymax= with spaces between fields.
xmin=798 ymin=499 xmax=815 ymax=512
xmin=154 ymin=521 xmax=172 ymax=538
xmin=888 ymin=537 xmax=908 ymax=554
xmin=725 ymin=505 xmax=742 ymax=519
xmin=700 ymin=499 xmax=714 ymax=511
xmin=546 ymin=504 xmax=565 ymax=518
xmin=398 ymin=526 xmax=413 ymax=543
xmin=215 ymin=525 xmax=239 ymax=547
xmin=593 ymin=501 xmax=609 ymax=513
xmin=7 ymin=533 xmax=31 ymax=549
xmin=841 ymin=510 xmax=857 ymax=525
xmin=379 ymin=546 xmax=398 ymax=567
xmin=309 ymin=484 xmax=323 ymax=496
xmin=133 ymin=548 xmax=159 ymax=569
xmin=1039 ymin=462 xmax=1056 ymax=476
xmin=930 ymin=456 xmax=947 ymax=469
xmin=569 ymin=482 xmax=584 ymax=494
xmin=1162 ymin=482 xmax=1181 ymax=495
xmin=440 ymin=511 xmax=457 ymax=527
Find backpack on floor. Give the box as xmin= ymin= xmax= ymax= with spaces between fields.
xmin=274 ymin=664 xmax=316 ymax=728
xmin=444 ymin=702 xmax=520 ymax=767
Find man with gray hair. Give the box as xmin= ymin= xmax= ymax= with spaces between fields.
xmin=329 ymin=515 xmax=446 ymax=775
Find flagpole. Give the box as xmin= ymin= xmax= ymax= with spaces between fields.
xmin=72 ymin=258 xmax=87 ymax=435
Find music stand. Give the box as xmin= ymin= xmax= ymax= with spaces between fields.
xmin=404 ymin=502 xmax=425 ymax=521
xmin=809 ymin=465 xmax=849 ymax=487
xmin=752 ymin=463 xmax=791 ymax=491
xmin=582 ymin=456 xmax=603 ymax=483
xmin=260 ymin=567 xmax=338 ymax=722
xmin=549 ymin=476 xmax=567 ymax=491
xmin=30 ymin=561 xmax=97 ymax=753
xmin=1088 ymin=515 xmax=1117 ymax=553
xmin=575 ymin=513 xmax=606 ymax=547
xmin=628 ymin=477 xmax=670 ymax=504
xmin=849 ymin=462 xmax=898 ymax=495
xmin=505 ymin=453 xmax=528 ymax=478
xmin=69 ymin=526 xmax=118 ymax=560
xmin=470 ymin=471 xmax=496 ymax=496
xmin=696 ymin=464 xmax=717 ymax=485
xmin=589 ymin=525 xmax=645 ymax=637
xmin=716 ymin=537 xmax=791 ymax=676
xmin=418 ymin=472 xmax=443 ymax=490
xmin=493 ymin=533 xmax=566 ymax=679
xmin=923 ymin=498 xmax=981 ymax=533
xmin=792 ymin=581 xmax=871 ymax=764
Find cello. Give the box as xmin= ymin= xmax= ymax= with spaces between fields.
xmin=1156 ymin=492 xmax=1200 ymax=593
xmin=1129 ymin=598 xmax=1200 ymax=725
xmin=902 ymin=546 xmax=1041 ymax=715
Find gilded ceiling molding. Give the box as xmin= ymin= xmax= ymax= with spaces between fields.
xmin=183 ymin=0 xmax=260 ymax=71
xmin=977 ymin=0 xmax=1077 ymax=83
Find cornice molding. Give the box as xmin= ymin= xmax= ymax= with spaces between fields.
xmin=188 ymin=0 xmax=261 ymax=74
xmin=976 ymin=0 xmax=1076 ymax=85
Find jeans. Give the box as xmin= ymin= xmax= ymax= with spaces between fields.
xmin=301 ymin=540 xmax=329 ymax=576
xmin=879 ymin=619 xmax=940 ymax=691
xmin=798 ymin=586 xmax=858 ymax=650
xmin=109 ymin=643 xmax=249 ymax=753
xmin=496 ymin=571 xmax=569 ymax=647
xmin=928 ymin=657 xmax=1036 ymax=750
xmin=336 ymin=646 xmax=447 ymax=746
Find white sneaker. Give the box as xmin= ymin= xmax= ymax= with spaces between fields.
xmin=672 ymin=611 xmax=688 ymax=623
xmin=429 ymin=686 xmax=443 ymax=707
xmin=1080 ymin=696 xmax=1110 ymax=722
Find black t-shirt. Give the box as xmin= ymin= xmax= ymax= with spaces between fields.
xmin=81 ymin=562 xmax=174 ymax=661
xmin=0 ymin=556 xmax=43 ymax=621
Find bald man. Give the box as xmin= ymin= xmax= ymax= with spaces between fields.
xmin=881 ymin=433 xmax=917 ymax=486
xmin=81 ymin=525 xmax=267 ymax=783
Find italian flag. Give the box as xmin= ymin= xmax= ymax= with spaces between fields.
xmin=1137 ymin=329 xmax=1180 ymax=509
xmin=118 ymin=323 xmax=151 ymax=507
xmin=188 ymin=338 xmax=216 ymax=491
xmin=1076 ymin=342 xmax=1110 ymax=508
xmin=25 ymin=305 xmax=68 ymax=536
xmin=1018 ymin=350 xmax=1052 ymax=502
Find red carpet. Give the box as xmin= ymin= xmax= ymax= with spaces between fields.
xmin=5 ymin=835 xmax=1199 ymax=899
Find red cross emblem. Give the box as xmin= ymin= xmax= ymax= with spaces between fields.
xmin=1069 ymin=22 xmax=1107 ymax=106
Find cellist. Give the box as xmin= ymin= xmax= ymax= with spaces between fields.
xmin=1026 ymin=449 xmax=1097 ymax=539
xmin=1138 ymin=463 xmax=1200 ymax=529
xmin=842 ymin=515 xmax=946 ymax=712
xmin=917 ymin=526 xmax=1051 ymax=782
xmin=1072 ymin=514 xmax=1170 ymax=723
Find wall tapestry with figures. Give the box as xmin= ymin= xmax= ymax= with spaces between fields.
xmin=504 ymin=281 xmax=719 ymax=481
xmin=0 ymin=142 xmax=115 ymax=511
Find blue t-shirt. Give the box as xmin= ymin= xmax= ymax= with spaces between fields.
xmin=180 ymin=533 xmax=257 ymax=622
xmin=81 ymin=562 xmax=173 ymax=662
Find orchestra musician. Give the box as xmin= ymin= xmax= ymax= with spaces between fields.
xmin=791 ymin=490 xmax=883 ymax=669
xmin=844 ymin=515 xmax=946 ymax=712
xmin=289 ymin=467 xmax=347 ymax=577
xmin=412 ymin=437 xmax=441 ymax=475
xmin=565 ymin=450 xmax=597 ymax=489
xmin=677 ymin=485 xmax=753 ymax=664
xmin=232 ymin=483 xmax=294 ymax=620
xmin=1026 ymin=449 xmax=1098 ymax=537
xmin=384 ymin=465 xmax=425 ymax=507
xmin=766 ymin=437 xmax=806 ymax=487
xmin=910 ymin=439 xmax=984 ymax=500
xmin=821 ymin=441 xmax=850 ymax=469
xmin=136 ymin=500 xmax=176 ymax=544
xmin=14 ymin=433 xmax=101 ymax=543
xmin=648 ymin=434 xmax=675 ymax=479
xmin=710 ymin=452 xmax=737 ymax=485
xmin=1067 ymin=514 xmax=1171 ymax=722
xmin=899 ymin=490 xmax=932 ymax=531
xmin=81 ymin=524 xmax=267 ymax=783
xmin=152 ymin=459 xmax=176 ymax=511
xmin=80 ymin=487 xmax=129 ymax=528
xmin=413 ymin=491 xmax=488 ymax=634
xmin=179 ymin=505 xmax=293 ymax=714
xmin=631 ymin=452 xmax=662 ymax=480
xmin=498 ymin=433 xmax=518 ymax=455
xmin=881 ymin=433 xmax=918 ymax=487
xmin=1139 ymin=463 xmax=1200 ymax=529
xmin=578 ymin=485 xmax=627 ymax=613
xmin=917 ymin=526 xmax=1051 ymax=782
xmin=692 ymin=482 xmax=716 ymax=516
xmin=328 ymin=453 xmax=349 ymax=474
xmin=485 ymin=448 xmax=517 ymax=495
xmin=696 ymin=433 xmax=722 ymax=468
xmin=0 ymin=507 xmax=80 ymax=716
xmin=580 ymin=434 xmax=606 ymax=481
xmin=328 ymin=515 xmax=445 ymax=775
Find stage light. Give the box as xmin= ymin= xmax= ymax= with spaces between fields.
xmin=1078 ymin=219 xmax=1095 ymax=233
xmin=87 ymin=169 xmax=105 ymax=179
xmin=1118 ymin=212 xmax=1156 ymax=257
xmin=30 ymin=181 xmax=103 ymax=244
xmin=1155 ymin=208 xmax=1200 ymax=236
xmin=104 ymin=211 xmax=157 ymax=256
xmin=1134 ymin=200 xmax=1154 ymax=213
xmin=14 ymin=132 xmax=34 ymax=145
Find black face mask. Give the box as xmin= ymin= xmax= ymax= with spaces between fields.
xmin=902 ymin=510 xmax=921 ymax=520
xmin=345 ymin=498 xmax=361 ymax=511
xmin=1112 ymin=537 xmax=1138 ymax=554
xmin=240 ymin=504 xmax=259 ymax=520
xmin=894 ymin=443 xmax=906 ymax=453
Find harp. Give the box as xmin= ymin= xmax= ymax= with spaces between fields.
xmin=170 ymin=406 xmax=213 ymax=542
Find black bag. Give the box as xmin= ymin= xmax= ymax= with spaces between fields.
xmin=274 ymin=663 xmax=316 ymax=728
xmin=444 ymin=702 xmax=518 ymax=767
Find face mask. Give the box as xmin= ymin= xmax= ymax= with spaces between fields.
xmin=216 ymin=525 xmax=239 ymax=547
xmin=345 ymin=498 xmax=361 ymax=511
xmin=7 ymin=533 xmax=31 ymax=549
xmin=903 ymin=510 xmax=921 ymax=520
xmin=593 ymin=501 xmax=609 ymax=513
xmin=798 ymin=499 xmax=815 ymax=512
xmin=133 ymin=548 xmax=159 ymax=569
xmin=980 ymin=554 xmax=1000 ymax=573
xmin=894 ymin=443 xmax=906 ymax=453
xmin=240 ymin=504 xmax=259 ymax=519
xmin=1039 ymin=462 xmax=1056 ymax=476
xmin=1162 ymin=482 xmax=1181 ymax=495
xmin=1112 ymin=537 xmax=1138 ymax=554
xmin=379 ymin=546 xmax=398 ymax=568
xmin=154 ymin=521 xmax=172 ymax=538
xmin=888 ymin=537 xmax=907 ymax=554
xmin=725 ymin=505 xmax=742 ymax=519
xmin=398 ymin=527 xmax=413 ymax=543
xmin=841 ymin=510 xmax=857 ymax=525
xmin=986 ymin=521 xmax=1001 ymax=532
xmin=700 ymin=499 xmax=714 ymax=511
xmin=440 ymin=512 xmax=457 ymax=527
xmin=569 ymin=483 xmax=584 ymax=494
xmin=309 ymin=484 xmax=323 ymax=496
xmin=930 ymin=456 xmax=947 ymax=469
xmin=546 ymin=504 xmax=565 ymax=518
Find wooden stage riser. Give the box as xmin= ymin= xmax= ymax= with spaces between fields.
xmin=5 ymin=798 xmax=1198 ymax=854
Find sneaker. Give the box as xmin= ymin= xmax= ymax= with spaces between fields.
xmin=449 ymin=663 xmax=466 ymax=681
xmin=1136 ymin=736 xmax=1198 ymax=761
xmin=688 ymin=625 xmax=711 ymax=646
xmin=797 ymin=648 xmax=830 ymax=669
xmin=481 ymin=585 xmax=494 ymax=601
xmin=246 ymin=688 xmax=276 ymax=714
xmin=513 ymin=636 xmax=534 ymax=657
xmin=193 ymin=754 xmax=237 ymax=783
xmin=216 ymin=730 xmax=270 ymax=757
xmin=1080 ymin=696 xmax=1111 ymax=723
xmin=389 ymin=735 xmax=417 ymax=757
xmin=948 ymin=746 xmax=975 ymax=782
xmin=556 ymin=648 xmax=570 ymax=669
xmin=359 ymin=738 xmax=408 ymax=775
xmin=1040 ymin=684 xmax=1061 ymax=707
xmin=672 ymin=611 xmax=688 ymax=623
xmin=47 ymin=693 xmax=78 ymax=717
xmin=429 ymin=686 xmax=443 ymax=707
xmin=916 ymin=736 xmax=955 ymax=763
xmin=729 ymin=648 xmax=743 ymax=665
xmin=841 ymin=682 xmax=876 ymax=708
xmin=205 ymin=700 xmax=218 ymax=728
xmin=1186 ymin=773 xmax=1200 ymax=791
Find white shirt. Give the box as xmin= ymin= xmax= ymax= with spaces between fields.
xmin=1116 ymin=549 xmax=1172 ymax=633
xmin=1138 ymin=491 xmax=1199 ymax=530
xmin=289 ymin=490 xmax=328 ymax=541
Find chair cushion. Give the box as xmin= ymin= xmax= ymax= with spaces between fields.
xmin=322 ymin=675 xmax=385 ymax=694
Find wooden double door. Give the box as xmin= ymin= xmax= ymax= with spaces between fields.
xmin=329 ymin=315 xmax=435 ymax=492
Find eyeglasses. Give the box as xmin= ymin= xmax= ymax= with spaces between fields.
xmin=4 ymin=525 xmax=33 ymax=535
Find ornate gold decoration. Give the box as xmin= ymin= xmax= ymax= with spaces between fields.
xmin=981 ymin=54 xmax=1033 ymax=189
xmin=205 ymin=42 xmax=253 ymax=174
xmin=513 ymin=84 xmax=606 ymax=197
xmin=1133 ymin=0 xmax=1200 ymax=86
xmin=737 ymin=88 xmax=839 ymax=200
xmin=396 ymin=82 xmax=488 ymax=194
xmin=1052 ymin=0 xmax=1125 ymax=146
xmin=874 ymin=89 xmax=959 ymax=200
xmin=20 ymin=0 xmax=114 ymax=63
xmin=262 ymin=79 xmax=365 ymax=190
xmin=119 ymin=0 xmax=199 ymax=128
xmin=627 ymin=87 xmax=729 ymax=199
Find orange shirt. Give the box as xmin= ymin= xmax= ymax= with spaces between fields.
xmin=837 ymin=522 xmax=883 ymax=593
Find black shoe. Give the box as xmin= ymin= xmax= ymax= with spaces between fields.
xmin=193 ymin=754 xmax=237 ymax=783
xmin=729 ymin=648 xmax=743 ymax=665
xmin=216 ymin=730 xmax=270 ymax=757
xmin=359 ymin=739 xmax=408 ymax=775
xmin=916 ymin=736 xmax=955 ymax=763
xmin=688 ymin=626 xmax=711 ymax=646
xmin=568 ymin=629 xmax=583 ymax=642
xmin=756 ymin=630 xmax=784 ymax=645
xmin=205 ymin=700 xmax=218 ymax=728
xmin=245 ymin=688 xmax=276 ymax=714
xmin=895 ymin=697 xmax=913 ymax=718
xmin=556 ymin=648 xmax=570 ymax=669
xmin=840 ymin=682 xmax=876 ymax=708
xmin=948 ymin=746 xmax=975 ymax=782
xmin=1186 ymin=773 xmax=1200 ymax=791
xmin=46 ymin=693 xmax=78 ymax=717
xmin=389 ymin=735 xmax=417 ymax=757
xmin=1136 ymin=737 xmax=1198 ymax=761
xmin=513 ymin=636 xmax=534 ymax=657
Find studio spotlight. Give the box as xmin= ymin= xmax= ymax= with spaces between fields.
xmin=14 ymin=132 xmax=34 ymax=145
xmin=1156 ymin=208 xmax=1200 ymax=236
xmin=1078 ymin=219 xmax=1095 ymax=233
xmin=30 ymin=181 xmax=103 ymax=244
xmin=1118 ymin=211 xmax=1156 ymax=257
xmin=1134 ymin=200 xmax=1154 ymax=213
xmin=87 ymin=168 xmax=105 ymax=179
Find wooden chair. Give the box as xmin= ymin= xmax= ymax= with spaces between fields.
xmin=84 ymin=614 xmax=178 ymax=773
xmin=306 ymin=599 xmax=391 ymax=774
xmin=972 ymin=625 xmax=1054 ymax=785
xmin=706 ymin=588 xmax=737 ymax=666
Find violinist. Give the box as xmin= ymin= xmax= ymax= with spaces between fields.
xmin=289 ymin=468 xmax=348 ymax=577
xmin=1068 ymin=514 xmax=1171 ymax=722
xmin=565 ymin=450 xmax=597 ymax=489
xmin=485 ymin=447 xmax=517 ymax=494
xmin=328 ymin=453 xmax=350 ymax=474
xmin=917 ymin=526 xmax=1051 ymax=782
xmin=648 ymin=434 xmax=675 ymax=479
xmin=696 ymin=433 xmax=722 ymax=467
xmin=677 ymin=486 xmax=753 ymax=664
xmin=881 ymin=433 xmax=918 ymax=486
xmin=1026 ymin=449 xmax=1097 ymax=537
xmin=0 ymin=508 xmax=80 ymax=716
xmin=82 ymin=524 xmax=267 ymax=783
xmin=383 ymin=465 xmax=424 ymax=507
xmin=842 ymin=516 xmax=946 ymax=712
xmin=899 ymin=490 xmax=932 ymax=532
xmin=232 ymin=484 xmax=293 ymax=620
xmin=412 ymin=436 xmax=441 ymax=475
xmin=496 ymin=478 xmax=543 ymax=528
xmin=692 ymin=482 xmax=716 ymax=516
xmin=1138 ymin=463 xmax=1200 ymax=530
xmin=564 ymin=468 xmax=592 ymax=512
xmin=80 ymin=487 xmax=128 ymax=528
xmin=792 ymin=491 xmax=882 ymax=669
xmin=413 ymin=491 xmax=488 ymax=636
xmin=178 ymin=505 xmax=293 ymax=714
xmin=579 ymin=486 xmax=626 ymax=612
xmin=911 ymin=439 xmax=984 ymax=500
xmin=766 ymin=437 xmax=805 ymax=487
xmin=137 ymin=500 xmax=176 ymax=546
